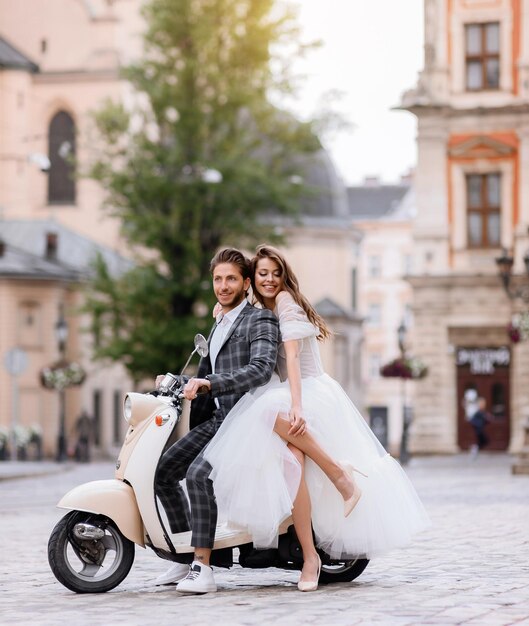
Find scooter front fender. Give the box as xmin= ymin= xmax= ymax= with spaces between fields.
xmin=58 ymin=479 xmax=145 ymax=547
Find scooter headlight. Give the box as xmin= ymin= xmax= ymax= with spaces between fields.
xmin=122 ymin=392 xmax=168 ymax=427
xmin=123 ymin=395 xmax=132 ymax=422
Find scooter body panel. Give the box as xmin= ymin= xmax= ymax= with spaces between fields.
xmin=115 ymin=393 xmax=171 ymax=482
xmin=123 ymin=404 xmax=180 ymax=552
xmin=57 ymin=479 xmax=145 ymax=547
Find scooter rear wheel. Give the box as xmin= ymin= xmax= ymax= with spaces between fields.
xmin=48 ymin=511 xmax=135 ymax=593
xmin=318 ymin=558 xmax=369 ymax=584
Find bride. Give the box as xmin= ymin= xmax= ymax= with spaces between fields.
xmin=202 ymin=245 xmax=430 ymax=590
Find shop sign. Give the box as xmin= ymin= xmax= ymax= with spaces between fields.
xmin=456 ymin=347 xmax=510 ymax=375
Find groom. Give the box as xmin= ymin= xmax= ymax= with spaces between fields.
xmin=155 ymin=247 xmax=280 ymax=593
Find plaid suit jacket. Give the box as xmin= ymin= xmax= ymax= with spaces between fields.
xmin=189 ymin=302 xmax=279 ymax=429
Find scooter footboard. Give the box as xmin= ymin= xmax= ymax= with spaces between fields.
xmin=169 ymin=517 xmax=293 ymax=553
xmin=58 ymin=479 xmax=144 ymax=547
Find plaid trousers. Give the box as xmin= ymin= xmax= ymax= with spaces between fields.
xmin=156 ymin=417 xmax=218 ymax=548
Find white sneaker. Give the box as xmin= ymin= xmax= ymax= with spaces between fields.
xmin=175 ymin=561 xmax=217 ymax=594
xmin=154 ymin=562 xmax=190 ymax=586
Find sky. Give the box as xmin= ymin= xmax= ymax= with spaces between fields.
xmin=289 ymin=0 xmax=424 ymax=186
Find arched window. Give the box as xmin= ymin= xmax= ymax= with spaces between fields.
xmin=47 ymin=111 xmax=76 ymax=204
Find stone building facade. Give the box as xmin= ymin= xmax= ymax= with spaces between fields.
xmin=401 ymin=0 xmax=529 ymax=453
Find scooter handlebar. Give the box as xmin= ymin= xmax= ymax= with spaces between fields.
xmin=157 ymin=373 xmax=190 ymax=397
xmin=177 ymin=384 xmax=209 ymax=400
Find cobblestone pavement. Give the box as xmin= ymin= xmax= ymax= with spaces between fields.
xmin=1 ymin=454 xmax=528 ymax=626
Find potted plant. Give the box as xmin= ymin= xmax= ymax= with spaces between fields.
xmin=12 ymin=425 xmax=30 ymax=460
xmin=380 ymin=356 xmax=428 ymax=380
xmin=507 ymin=312 xmax=529 ymax=343
xmin=40 ymin=360 xmax=86 ymax=391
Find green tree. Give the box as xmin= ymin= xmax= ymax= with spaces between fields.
xmin=85 ymin=0 xmax=324 ymax=383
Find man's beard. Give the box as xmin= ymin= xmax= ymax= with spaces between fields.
xmin=218 ymin=287 xmax=246 ymax=309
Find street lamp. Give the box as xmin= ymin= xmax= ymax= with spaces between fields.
xmin=397 ymin=321 xmax=407 ymax=356
xmin=55 ymin=307 xmax=68 ymax=462
xmin=397 ymin=320 xmax=412 ymax=466
xmin=380 ymin=318 xmax=426 ymax=464
xmin=495 ymin=247 xmax=529 ymax=302
xmin=494 ymin=247 xmax=529 ymax=474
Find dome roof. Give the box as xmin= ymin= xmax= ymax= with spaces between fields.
xmin=295 ymin=148 xmax=349 ymax=219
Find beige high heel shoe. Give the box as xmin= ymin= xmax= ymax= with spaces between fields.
xmin=297 ymin=555 xmax=322 ymax=592
xmin=339 ymin=462 xmax=368 ymax=518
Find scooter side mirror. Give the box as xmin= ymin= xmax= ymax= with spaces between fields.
xmin=179 ymin=334 xmax=209 ymax=376
xmin=194 ymin=334 xmax=209 ymax=358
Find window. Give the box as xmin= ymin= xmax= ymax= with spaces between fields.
xmin=367 ymin=255 xmax=381 ymax=278
xmin=17 ymin=302 xmax=42 ymax=348
xmin=366 ymin=304 xmax=381 ymax=327
xmin=351 ymin=268 xmax=357 ymax=311
xmin=465 ymin=22 xmax=500 ymax=91
xmin=368 ymin=406 xmax=388 ymax=448
xmin=334 ymin=335 xmax=350 ymax=387
xmin=48 ymin=111 xmax=76 ymax=204
xmin=92 ymin=390 xmax=102 ymax=447
xmin=369 ymin=353 xmax=381 ymax=379
xmin=403 ymin=304 xmax=414 ymax=327
xmin=403 ymin=254 xmax=413 ymax=276
xmin=113 ymin=390 xmax=122 ymax=445
xmin=466 ymin=173 xmax=501 ymax=248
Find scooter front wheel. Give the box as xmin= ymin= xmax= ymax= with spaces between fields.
xmin=48 ymin=511 xmax=135 ymax=593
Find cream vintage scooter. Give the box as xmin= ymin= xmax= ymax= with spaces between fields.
xmin=47 ymin=335 xmax=369 ymax=593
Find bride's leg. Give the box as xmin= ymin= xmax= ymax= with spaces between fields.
xmin=275 ymin=415 xmax=356 ymax=501
xmin=287 ymin=444 xmax=320 ymax=585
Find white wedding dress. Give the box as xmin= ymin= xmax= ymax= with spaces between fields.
xmin=202 ymin=292 xmax=430 ymax=559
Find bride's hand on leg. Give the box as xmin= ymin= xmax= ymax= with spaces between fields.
xmin=288 ymin=407 xmax=307 ymax=437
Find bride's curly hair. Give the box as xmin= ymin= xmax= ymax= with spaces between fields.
xmin=250 ymin=244 xmax=332 ymax=341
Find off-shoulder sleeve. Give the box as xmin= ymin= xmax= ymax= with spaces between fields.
xmin=276 ymin=291 xmax=319 ymax=341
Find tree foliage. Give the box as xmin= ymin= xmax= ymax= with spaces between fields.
xmin=85 ymin=0 xmax=324 ymax=382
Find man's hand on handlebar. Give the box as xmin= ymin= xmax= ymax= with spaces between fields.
xmin=183 ymin=377 xmax=211 ymax=400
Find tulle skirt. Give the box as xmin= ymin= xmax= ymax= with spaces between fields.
xmin=202 ymin=373 xmax=430 ymax=559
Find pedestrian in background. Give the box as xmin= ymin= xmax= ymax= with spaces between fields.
xmin=469 ymin=397 xmax=492 ymax=459
xmin=74 ymin=411 xmax=93 ymax=463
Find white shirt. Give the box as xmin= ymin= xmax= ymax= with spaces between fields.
xmin=209 ymin=298 xmax=248 ymax=374
xmin=209 ymin=298 xmax=248 ymax=409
